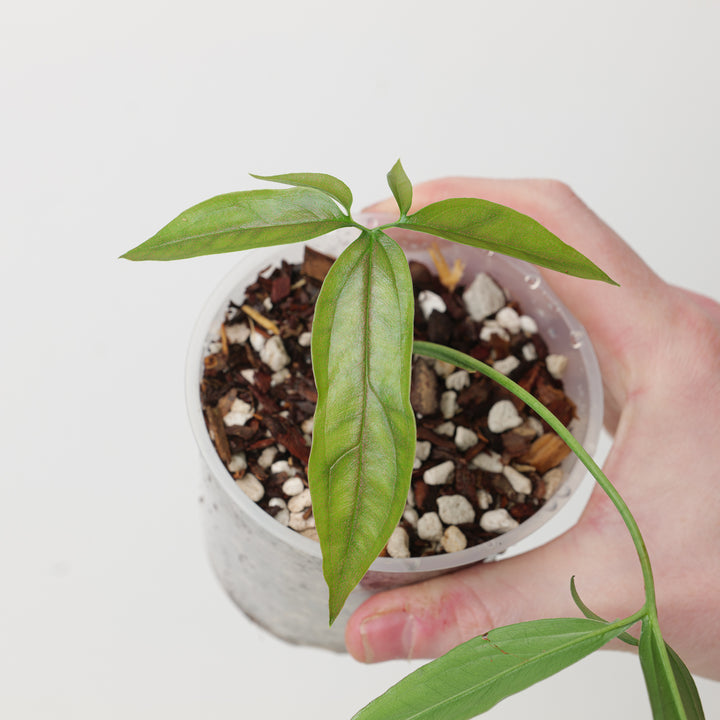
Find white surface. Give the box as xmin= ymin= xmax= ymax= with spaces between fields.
xmin=2 ymin=1 xmax=719 ymax=718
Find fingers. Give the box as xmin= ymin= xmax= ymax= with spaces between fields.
xmin=367 ymin=178 xmax=671 ymax=416
xmin=345 ymin=520 xmax=641 ymax=662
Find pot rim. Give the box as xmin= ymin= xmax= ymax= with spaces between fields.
xmin=186 ymin=218 xmax=604 ymax=575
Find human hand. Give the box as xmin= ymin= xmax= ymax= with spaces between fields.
xmin=345 ymin=178 xmax=720 ymax=680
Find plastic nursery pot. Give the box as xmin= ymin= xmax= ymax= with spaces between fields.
xmin=186 ymin=218 xmax=604 ymax=653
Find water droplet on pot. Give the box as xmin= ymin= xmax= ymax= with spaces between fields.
xmin=524 ymin=274 xmax=541 ymax=290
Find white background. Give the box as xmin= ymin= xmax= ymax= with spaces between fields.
xmin=2 ymin=1 xmax=719 ymax=718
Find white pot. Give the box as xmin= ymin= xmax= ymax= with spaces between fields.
xmin=185 ymin=218 xmax=604 ymax=652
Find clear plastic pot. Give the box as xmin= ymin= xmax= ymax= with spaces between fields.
xmin=186 ymin=218 xmax=604 ymax=652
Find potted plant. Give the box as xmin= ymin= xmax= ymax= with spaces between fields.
xmin=123 ymin=161 xmax=704 ymax=719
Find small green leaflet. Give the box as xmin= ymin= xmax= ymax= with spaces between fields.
xmin=121 ymin=187 xmax=351 ymax=261
xmin=250 ymin=171 xmax=354 ymax=214
xmin=352 ymin=617 xmax=635 ymax=720
xmin=399 ymin=197 xmax=618 ymax=285
xmin=386 ymin=159 xmax=413 ymax=216
xmin=308 ymin=229 xmax=415 ymax=624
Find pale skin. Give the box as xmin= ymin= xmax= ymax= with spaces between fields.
xmin=345 ymin=178 xmax=720 ymax=680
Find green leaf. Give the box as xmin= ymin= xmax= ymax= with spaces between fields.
xmin=639 ymin=621 xmax=703 ymax=719
xmin=250 ymin=171 xmax=354 ymax=213
xmin=352 ymin=617 xmax=634 ymax=720
xmin=121 ymin=187 xmax=350 ymax=261
xmin=308 ymin=229 xmax=415 ymax=624
xmin=665 ymin=644 xmax=706 ymax=720
xmin=399 ymin=197 xmax=618 ymax=285
xmin=386 ymin=159 xmax=413 ymax=216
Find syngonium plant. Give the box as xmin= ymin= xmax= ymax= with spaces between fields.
xmin=123 ymin=161 xmax=704 ymax=719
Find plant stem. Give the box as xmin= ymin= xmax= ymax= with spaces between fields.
xmin=413 ymin=341 xmax=657 ymax=614
xmin=414 ymin=341 xmax=695 ymax=716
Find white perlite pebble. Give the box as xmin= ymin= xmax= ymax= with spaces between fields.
xmin=257 ymin=446 xmax=278 ymax=469
xmin=263 ymin=297 xmax=273 ymax=312
xmin=445 ymin=370 xmax=470 ymax=391
xmin=240 ymin=368 xmax=256 ymax=384
xmin=407 ymin=487 xmax=416 ymax=508
xmin=268 ymin=497 xmax=289 ymax=526
xmin=455 ymin=426 xmax=479 ymax=452
xmin=387 ymin=527 xmax=411 ymax=558
xmin=207 ymin=340 xmax=222 ymax=354
xmin=235 ymin=473 xmax=264 ymax=502
xmin=414 ymin=440 xmax=432 ymax=469
xmin=520 ymin=315 xmax=538 ymax=335
xmin=418 ymin=290 xmax=447 ymax=319
xmin=440 ymin=390 xmax=458 ymax=419
xmin=471 ymin=451 xmax=504 ymax=473
xmin=488 ymin=400 xmax=523 ymax=434
xmin=434 ymin=359 xmax=456 ymax=378
xmin=442 ymin=525 xmax=467 ymax=553
xmin=477 ymin=489 xmax=493 ymax=510
xmin=282 ymin=476 xmax=306 ymax=497
xmin=403 ymin=506 xmax=419 ymax=527
xmin=249 ymin=329 xmax=266 ymax=353
xmin=288 ymin=488 xmax=312 ymax=513
xmin=289 ymin=512 xmax=315 ymax=532
xmin=260 ymin=335 xmax=291 ymax=371
xmin=479 ymin=508 xmax=519 ymax=533
xmin=522 ymin=343 xmax=538 ymax=362
xmin=546 ymin=354 xmax=569 ymax=379
xmin=271 ymin=368 xmax=291 ymax=386
xmin=301 ymin=417 xmax=314 ymax=435
xmin=298 ymin=331 xmax=312 ymax=347
xmin=437 ymin=495 xmax=476 ymax=525
xmin=435 ymin=421 xmax=456 ymax=437
xmin=223 ymin=398 xmax=255 ymax=427
xmin=423 ymin=460 xmax=455 ymax=486
xmin=496 ymin=307 xmax=521 ymax=333
xmin=493 ymin=355 xmax=520 ymax=376
xmin=228 ymin=452 xmax=247 ymax=473
xmin=463 ymin=273 xmax=507 ymax=321
xmin=225 ymin=323 xmax=250 ymax=344
xmin=527 ymin=416 xmax=544 ymax=437
xmin=480 ymin=321 xmax=510 ymax=342
xmin=417 ymin=512 xmax=444 ymax=541
xmin=271 ymin=459 xmax=299 ymax=477
xmin=543 ymin=467 xmax=564 ymax=498
xmin=503 ymin=466 xmax=533 ymax=495
xmin=301 ymin=527 xmax=320 ymax=542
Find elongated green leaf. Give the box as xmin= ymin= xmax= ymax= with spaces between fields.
xmin=250 ymin=171 xmax=354 ymax=213
xmin=640 ymin=621 xmax=701 ymax=719
xmin=122 ymin=187 xmax=350 ymax=261
xmin=666 ymin=644 xmax=706 ymax=720
xmin=386 ymin=159 xmax=413 ymax=216
xmin=400 ymin=198 xmax=618 ymax=285
xmin=308 ymin=229 xmax=415 ymax=624
xmin=353 ymin=617 xmax=634 ymax=720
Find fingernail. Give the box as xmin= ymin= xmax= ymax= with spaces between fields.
xmin=359 ymin=611 xmax=417 ymax=662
